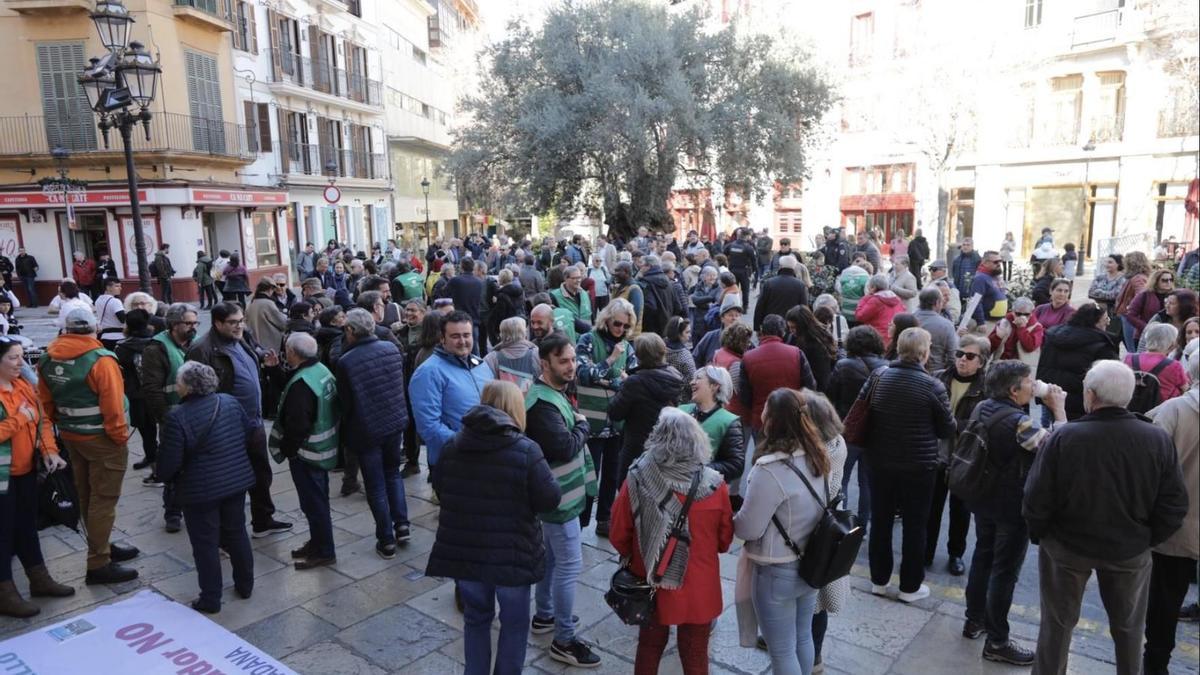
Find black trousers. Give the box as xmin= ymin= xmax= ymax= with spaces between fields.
xmin=135 ymin=419 xmax=158 ymax=463
xmin=246 ymin=425 xmax=277 ymax=530
xmin=1144 ymin=551 xmax=1196 ymax=673
xmin=733 ymin=270 xmax=751 ymax=310
xmin=158 ymin=277 xmax=173 ymax=304
xmin=868 ymin=466 xmax=936 ymax=593
xmin=0 ymin=472 xmax=44 ymax=582
xmin=926 ymin=466 xmax=970 ymax=561
xmin=965 ymin=513 xmax=1029 ymax=645
xmin=182 ymin=492 xmax=253 ymax=607
xmin=585 ymin=435 xmax=622 ymax=525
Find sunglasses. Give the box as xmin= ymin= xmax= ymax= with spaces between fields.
xmin=276 ymin=283 xmax=287 ymax=288
xmin=954 ymin=350 xmax=981 ymax=361
xmin=1014 ymin=312 xmax=1032 ymax=318
xmin=610 ymin=321 xmax=631 ymax=329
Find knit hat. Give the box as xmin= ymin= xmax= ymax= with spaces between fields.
xmin=719 ymin=295 xmax=743 ymax=316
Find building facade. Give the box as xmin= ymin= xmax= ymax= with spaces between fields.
xmin=0 ymin=0 xmax=291 ymax=303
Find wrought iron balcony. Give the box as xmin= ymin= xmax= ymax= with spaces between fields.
xmin=1071 ymin=8 xmax=1122 ymax=49
xmin=172 ymin=0 xmax=234 ymax=31
xmin=0 ymin=113 xmax=255 ymax=161
xmin=265 ymin=49 xmax=382 ymax=108
xmin=276 ymin=141 xmax=387 ymax=180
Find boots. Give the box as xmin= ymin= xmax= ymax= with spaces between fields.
xmin=0 ymin=580 xmax=39 ymax=618
xmin=27 ymin=565 xmax=74 ymax=598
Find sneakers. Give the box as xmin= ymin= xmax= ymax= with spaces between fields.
xmin=142 ymin=474 xmax=164 ymax=488
xmin=133 ymin=458 xmax=154 ymax=471
xmin=376 ymin=541 xmax=397 ymax=559
xmin=395 ymin=524 xmax=412 ymax=544
xmin=251 ymin=520 xmax=293 ymax=538
xmin=870 ymin=583 xmax=891 ymax=597
xmin=897 ymin=584 xmax=930 ymax=603
xmin=549 ymin=640 xmax=601 ymax=668
xmin=982 ymin=640 xmax=1035 ymax=666
xmin=594 ymin=520 xmax=610 ymax=538
xmin=531 ymin=614 xmax=580 ymax=635
xmin=962 ymin=619 xmax=986 ymax=640
xmin=165 ymin=517 xmax=182 ymax=534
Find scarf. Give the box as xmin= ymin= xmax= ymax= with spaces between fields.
xmin=627 ymin=445 xmax=720 ymax=590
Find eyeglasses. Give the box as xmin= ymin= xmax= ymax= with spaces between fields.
xmin=181 ymin=321 xmax=200 ymax=327
xmin=954 ymin=350 xmax=981 ymax=361
xmin=276 ymin=283 xmax=287 ymax=288
xmin=1159 ymin=277 xmax=1174 ymax=283
xmin=1014 ymin=312 xmax=1032 ymax=318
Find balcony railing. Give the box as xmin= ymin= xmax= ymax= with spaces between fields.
xmin=1071 ymin=8 xmax=1122 ymax=48
xmin=0 ymin=113 xmax=255 ymax=160
xmin=276 ymin=141 xmax=387 ymax=180
xmin=266 ymin=49 xmax=382 ymax=107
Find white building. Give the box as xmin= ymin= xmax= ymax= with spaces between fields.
xmin=231 ymin=0 xmax=391 ymax=270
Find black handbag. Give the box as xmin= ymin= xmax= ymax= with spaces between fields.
xmin=605 ymin=470 xmax=702 ymax=626
xmin=772 ymin=458 xmax=865 ymax=588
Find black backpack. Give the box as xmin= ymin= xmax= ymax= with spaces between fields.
xmin=771 ymin=458 xmax=864 ymax=588
xmin=947 ymin=404 xmax=1023 ymax=500
xmin=1128 ymin=354 xmax=1172 ymax=414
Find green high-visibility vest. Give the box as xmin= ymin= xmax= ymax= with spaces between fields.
xmin=395 ymin=271 xmax=425 ymax=300
xmin=679 ymin=403 xmax=738 ymax=460
xmin=152 ymin=331 xmax=187 ymax=409
xmin=552 ymin=308 xmax=578 ymax=343
xmin=576 ymin=330 xmax=626 ymax=435
xmin=525 ymin=382 xmax=597 ymax=524
xmin=550 ymin=287 xmax=591 ymax=324
xmin=268 ymin=362 xmax=339 ymax=469
xmin=38 ymin=347 xmax=129 ymax=436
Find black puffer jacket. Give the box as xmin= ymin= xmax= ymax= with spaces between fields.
xmin=487 ymin=283 xmax=527 ymax=346
xmin=609 ymin=364 xmax=684 ymax=462
xmin=826 ymin=354 xmax=888 ymax=418
xmin=426 ymin=406 xmax=562 ymax=586
xmin=753 ymin=269 xmax=809 ymax=331
xmin=335 ymin=335 xmax=408 ymax=446
xmin=864 ymin=360 xmax=956 ymax=472
xmin=639 ymin=266 xmax=679 ymax=336
xmin=1036 ymin=324 xmax=1119 ymax=419
xmin=156 ymin=393 xmax=257 ymax=505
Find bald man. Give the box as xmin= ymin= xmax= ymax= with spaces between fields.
xmin=529 ymin=304 xmax=556 ymax=343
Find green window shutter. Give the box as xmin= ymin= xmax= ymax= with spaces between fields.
xmin=37 ymin=42 xmax=96 ymax=152
xmin=185 ymin=50 xmax=225 ymax=154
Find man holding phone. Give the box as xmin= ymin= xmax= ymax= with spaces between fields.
xmin=186 ymin=301 xmax=292 ymax=539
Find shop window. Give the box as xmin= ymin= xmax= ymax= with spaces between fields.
xmin=253 ymin=212 xmax=279 ymax=266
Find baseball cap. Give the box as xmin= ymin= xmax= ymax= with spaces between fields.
xmin=929 ymin=260 xmax=947 ymax=270
xmin=719 ymin=295 xmax=743 ymax=316
xmin=65 ymin=307 xmax=98 ymax=331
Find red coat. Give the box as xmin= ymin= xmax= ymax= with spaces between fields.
xmin=610 ymin=480 xmax=733 ymax=626
xmin=72 ymin=259 xmax=97 ymax=287
xmin=854 ymin=290 xmax=905 ymax=347
xmin=987 ymin=313 xmax=1045 ymax=359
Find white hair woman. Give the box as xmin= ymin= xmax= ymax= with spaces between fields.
xmin=989 ymin=296 xmax=1044 ymax=364
xmin=483 ymin=316 xmax=541 ymax=394
xmin=680 ymin=365 xmax=745 ymax=486
xmin=1123 ymin=323 xmax=1189 ymax=403
xmin=155 ymin=361 xmax=257 ymax=614
xmin=609 ymin=408 xmax=732 ymax=675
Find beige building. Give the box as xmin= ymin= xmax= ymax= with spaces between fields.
xmin=0 ymin=0 xmax=294 ymax=302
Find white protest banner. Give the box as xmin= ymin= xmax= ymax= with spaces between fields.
xmin=959 ymin=293 xmax=982 ymax=330
xmin=0 ymin=590 xmax=296 ymax=675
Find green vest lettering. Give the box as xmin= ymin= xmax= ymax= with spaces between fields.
xmin=551 ymin=308 xmax=577 ymax=344
xmin=268 ymin=363 xmax=340 ymax=469
xmin=396 ymin=272 xmax=425 ymax=300
xmin=525 ymin=382 xmax=597 ymax=523
xmin=38 ymin=348 xmax=130 ymax=436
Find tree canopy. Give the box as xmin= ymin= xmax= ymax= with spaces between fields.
xmin=448 ymin=0 xmax=834 ymax=238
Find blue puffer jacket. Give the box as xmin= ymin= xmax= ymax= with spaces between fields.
xmin=335 ymin=335 xmax=408 ymax=446
xmin=156 ymin=393 xmax=256 ymax=505
xmin=426 ymin=406 xmax=561 ymax=586
xmin=410 ymin=347 xmax=494 ymax=466
xmin=864 ymin=360 xmax=956 ymax=472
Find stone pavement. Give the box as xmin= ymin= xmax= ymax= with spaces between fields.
xmin=0 ymin=428 xmax=1196 ymax=675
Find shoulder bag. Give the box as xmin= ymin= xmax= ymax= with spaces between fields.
xmin=841 ymin=364 xmax=881 ymax=447
xmin=605 ymin=470 xmax=702 ymax=626
xmin=771 ymin=458 xmax=865 ymax=588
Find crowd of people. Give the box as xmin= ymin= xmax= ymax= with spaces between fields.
xmin=0 ymin=226 xmax=1196 ymax=675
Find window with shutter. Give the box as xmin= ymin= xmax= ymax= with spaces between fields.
xmin=243 ymin=99 xmax=257 ymax=152
xmin=256 ymin=103 xmax=271 ymax=152
xmin=186 ymin=50 xmax=226 ymax=154
xmin=37 ymin=42 xmax=96 ymax=152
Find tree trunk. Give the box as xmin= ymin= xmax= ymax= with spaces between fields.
xmin=936 ymin=178 xmax=951 ymax=263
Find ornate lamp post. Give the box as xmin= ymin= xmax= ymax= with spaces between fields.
xmin=421 ymin=176 xmax=431 ymax=256
xmin=78 ymin=0 xmax=161 ymax=293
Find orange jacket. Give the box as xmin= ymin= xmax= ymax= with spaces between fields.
xmin=37 ymin=334 xmax=130 ymax=445
xmin=0 ymin=377 xmax=60 ymax=476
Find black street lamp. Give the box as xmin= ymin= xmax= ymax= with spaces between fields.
xmin=79 ymin=0 xmax=161 ymax=293
xmin=420 ymin=176 xmax=431 ymax=255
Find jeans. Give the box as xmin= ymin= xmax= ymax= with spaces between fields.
xmin=964 ymin=514 xmax=1029 ymax=644
xmin=0 ymin=473 xmax=45 ymax=582
xmin=246 ymin=425 xmax=278 ymax=531
xmin=587 ymin=435 xmax=622 ymax=525
xmin=1121 ymin=316 xmax=1138 ymax=354
xmin=289 ymin=458 xmax=335 ymax=558
xmin=534 ymin=519 xmax=583 ymax=644
xmin=181 ymin=492 xmax=253 ymax=607
xmin=359 ymin=437 xmax=409 ymax=544
xmin=1143 ymin=552 xmax=1195 ymax=673
xmin=22 ymin=277 xmax=36 ymax=308
xmin=841 ymin=443 xmax=870 ymax=528
xmin=458 ymin=580 xmax=531 ymax=675
xmin=635 ymin=622 xmax=711 ymax=675
xmin=925 ymin=467 xmax=969 ymax=561
xmin=868 ymin=466 xmax=936 ymax=593
xmin=1033 ymin=537 xmax=1151 ymax=675
xmin=752 ymin=563 xmax=818 ymax=675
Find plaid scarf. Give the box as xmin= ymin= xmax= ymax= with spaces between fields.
xmin=627 ymin=453 xmax=720 ymax=590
